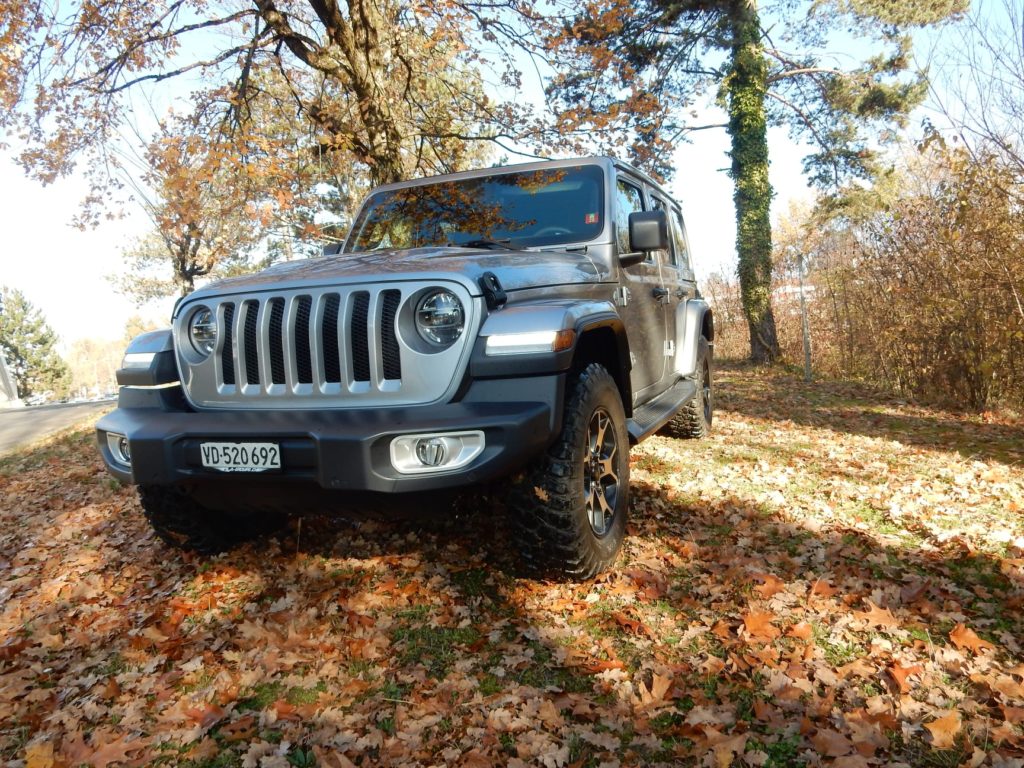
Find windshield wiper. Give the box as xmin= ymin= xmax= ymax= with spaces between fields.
xmin=450 ymin=238 xmax=522 ymax=251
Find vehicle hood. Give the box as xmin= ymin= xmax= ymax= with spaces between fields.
xmin=188 ymin=246 xmax=606 ymax=302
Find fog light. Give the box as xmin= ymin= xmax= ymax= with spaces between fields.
xmin=416 ymin=437 xmax=447 ymax=467
xmin=106 ymin=432 xmax=132 ymax=466
xmin=390 ymin=431 xmax=485 ymax=475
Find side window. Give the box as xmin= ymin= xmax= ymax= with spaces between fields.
xmin=671 ymin=209 xmax=693 ymax=272
xmin=614 ymin=178 xmax=644 ymax=254
xmin=651 ymin=197 xmax=678 ymax=266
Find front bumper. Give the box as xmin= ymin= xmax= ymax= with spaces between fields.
xmin=96 ymin=377 xmax=563 ymax=494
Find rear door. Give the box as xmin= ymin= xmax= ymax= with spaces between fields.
xmin=649 ymin=193 xmax=684 ymax=374
xmin=613 ymin=171 xmax=669 ymax=404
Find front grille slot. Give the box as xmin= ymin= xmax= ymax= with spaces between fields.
xmin=381 ymin=290 xmax=402 ymax=380
xmin=322 ymin=294 xmax=341 ymax=383
xmin=221 ymin=303 xmax=236 ymax=385
xmin=243 ymin=301 xmax=260 ymax=385
xmin=351 ymin=292 xmax=371 ymax=383
xmin=295 ymin=296 xmax=313 ymax=384
xmin=268 ymin=298 xmax=286 ymax=385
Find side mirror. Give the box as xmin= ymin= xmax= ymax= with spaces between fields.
xmin=628 ymin=210 xmax=669 ymax=254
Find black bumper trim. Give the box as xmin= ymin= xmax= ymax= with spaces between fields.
xmin=96 ymin=399 xmax=555 ymax=493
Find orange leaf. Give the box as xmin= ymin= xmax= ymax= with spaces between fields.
xmin=185 ymin=702 xmax=225 ymax=729
xmin=87 ymin=735 xmax=149 ymax=768
xmin=949 ymin=624 xmax=994 ymax=654
xmin=742 ymin=610 xmax=780 ymax=640
xmin=634 ymin=673 xmax=673 ymax=711
xmin=710 ymin=733 xmax=747 ymax=768
xmin=753 ymin=573 xmax=786 ymax=598
xmin=853 ymin=600 xmax=898 ymax=629
xmin=1002 ymin=705 xmax=1024 ymax=724
xmin=889 ymin=662 xmax=923 ymax=693
xmin=712 ymin=619 xmax=733 ymax=639
xmin=0 ymin=636 xmax=28 ymax=660
xmin=25 ymin=742 xmax=55 ymax=768
xmin=786 ymin=621 xmax=812 ymax=640
xmin=810 ymin=580 xmax=838 ymax=599
xmin=811 ymin=729 xmax=854 ymax=757
xmin=924 ymin=711 xmax=962 ymax=749
xmin=610 ymin=611 xmax=651 ymax=637
xmin=218 ymin=715 xmax=257 ymax=742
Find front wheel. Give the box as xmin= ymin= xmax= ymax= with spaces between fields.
xmin=508 ymin=363 xmax=630 ymax=580
xmin=138 ymin=485 xmax=285 ymax=555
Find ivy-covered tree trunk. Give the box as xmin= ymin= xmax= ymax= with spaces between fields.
xmin=726 ymin=0 xmax=780 ymax=363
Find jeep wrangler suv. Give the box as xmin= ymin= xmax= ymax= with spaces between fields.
xmin=97 ymin=157 xmax=714 ymax=579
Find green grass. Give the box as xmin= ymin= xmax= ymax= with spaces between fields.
xmin=811 ymin=623 xmax=863 ymax=666
xmin=748 ymin=733 xmax=806 ymax=767
xmin=392 ymin=624 xmax=481 ymax=678
xmin=237 ymin=680 xmax=326 ymax=711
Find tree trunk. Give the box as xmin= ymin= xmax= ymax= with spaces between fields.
xmin=726 ymin=0 xmax=780 ymax=363
xmin=335 ymin=0 xmax=406 ymax=186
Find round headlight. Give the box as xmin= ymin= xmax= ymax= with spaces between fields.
xmin=416 ymin=290 xmax=464 ymax=346
xmin=188 ymin=306 xmax=217 ymax=357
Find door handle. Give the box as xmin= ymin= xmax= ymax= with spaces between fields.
xmin=652 ymin=287 xmax=669 ymax=302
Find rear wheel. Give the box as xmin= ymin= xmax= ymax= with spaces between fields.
xmin=663 ymin=336 xmax=712 ymax=439
xmin=138 ymin=485 xmax=285 ymax=555
xmin=508 ymin=363 xmax=629 ymax=580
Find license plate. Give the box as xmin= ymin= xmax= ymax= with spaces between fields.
xmin=200 ymin=442 xmax=281 ymax=472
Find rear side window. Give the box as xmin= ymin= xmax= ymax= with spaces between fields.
xmin=651 ymin=197 xmax=678 ymax=266
xmin=614 ymin=179 xmax=644 ymax=253
xmin=671 ymin=209 xmax=693 ymax=271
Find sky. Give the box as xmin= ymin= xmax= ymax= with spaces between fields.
xmin=0 ymin=171 xmax=173 ymax=350
xmin=0 ymin=0 xmax=986 ymax=349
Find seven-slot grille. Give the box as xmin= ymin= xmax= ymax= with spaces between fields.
xmin=214 ymin=288 xmax=403 ymax=395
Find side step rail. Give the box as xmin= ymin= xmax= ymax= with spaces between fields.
xmin=627 ymin=378 xmax=698 ymax=443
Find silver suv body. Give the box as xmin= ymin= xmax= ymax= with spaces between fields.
xmin=97 ymin=156 xmax=714 ymax=578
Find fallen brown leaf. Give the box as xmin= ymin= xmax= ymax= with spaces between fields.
xmin=949 ymin=624 xmax=995 ymax=654
xmin=853 ymin=600 xmax=898 ymax=629
xmin=743 ymin=610 xmax=780 ymax=640
xmin=924 ymin=710 xmax=962 ymax=749
xmin=811 ymin=728 xmax=855 ymax=757
xmin=24 ymin=741 xmax=55 ymax=768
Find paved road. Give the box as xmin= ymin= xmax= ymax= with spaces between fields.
xmin=0 ymin=401 xmax=114 ymax=456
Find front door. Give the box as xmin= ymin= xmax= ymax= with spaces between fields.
xmin=613 ymin=173 xmax=669 ymax=405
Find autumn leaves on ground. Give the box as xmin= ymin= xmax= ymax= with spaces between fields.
xmin=2 ymin=363 xmax=1023 ymax=768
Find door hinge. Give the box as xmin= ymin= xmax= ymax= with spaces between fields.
xmin=614 ymin=286 xmax=630 ymax=307
xmin=664 ymin=340 xmax=675 ymax=357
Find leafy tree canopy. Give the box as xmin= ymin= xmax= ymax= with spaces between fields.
xmin=0 ymin=0 xmax=549 ymax=203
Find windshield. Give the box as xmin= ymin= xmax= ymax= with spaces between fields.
xmin=346 ymin=165 xmax=605 ymax=252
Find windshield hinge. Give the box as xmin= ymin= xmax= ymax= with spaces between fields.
xmin=479 ymin=272 xmax=507 ymax=310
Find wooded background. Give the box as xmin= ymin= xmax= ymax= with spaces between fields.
xmin=1 ymin=0 xmax=1022 ymax=409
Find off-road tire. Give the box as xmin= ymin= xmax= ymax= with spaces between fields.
xmin=663 ymin=336 xmax=712 ymax=439
xmin=138 ymin=485 xmax=284 ymax=555
xmin=508 ymin=363 xmax=630 ymax=580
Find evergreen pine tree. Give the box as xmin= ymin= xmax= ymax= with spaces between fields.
xmin=0 ymin=287 xmax=71 ymax=399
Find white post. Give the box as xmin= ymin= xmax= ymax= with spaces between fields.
xmin=798 ymin=252 xmax=812 ymax=382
